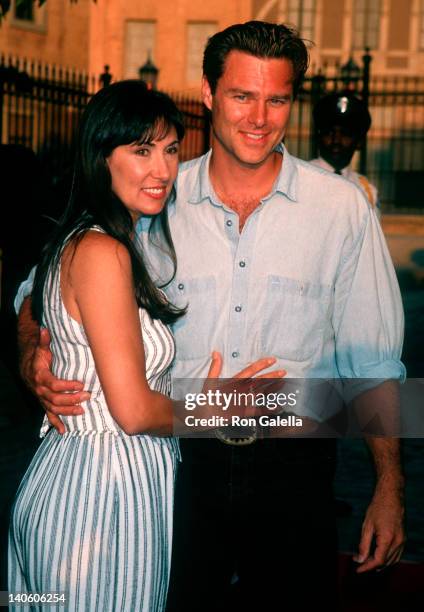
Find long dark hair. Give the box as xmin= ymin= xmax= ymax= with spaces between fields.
xmin=32 ymin=80 xmax=185 ymax=325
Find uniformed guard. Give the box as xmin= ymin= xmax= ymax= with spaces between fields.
xmin=311 ymin=92 xmax=379 ymax=210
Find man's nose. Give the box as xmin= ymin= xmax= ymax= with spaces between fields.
xmin=328 ymin=127 xmax=343 ymax=146
xmin=248 ymin=100 xmax=267 ymax=127
xmin=331 ymin=133 xmax=342 ymax=146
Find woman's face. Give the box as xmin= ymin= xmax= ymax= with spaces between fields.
xmin=107 ymin=125 xmax=179 ymax=223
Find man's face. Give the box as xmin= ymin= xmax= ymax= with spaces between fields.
xmin=202 ymin=51 xmax=294 ymax=168
xmin=318 ymin=125 xmax=359 ymax=172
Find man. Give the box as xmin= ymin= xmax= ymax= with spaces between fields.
xmin=311 ymin=92 xmax=380 ymax=211
xmin=17 ymin=22 xmax=405 ymax=612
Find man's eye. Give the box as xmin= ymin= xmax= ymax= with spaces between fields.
xmin=269 ymin=98 xmax=285 ymax=106
xmin=235 ymin=94 xmax=247 ymax=102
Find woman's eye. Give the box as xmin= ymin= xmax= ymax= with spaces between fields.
xmin=136 ymin=148 xmax=149 ymax=156
xmin=167 ymin=145 xmax=179 ymax=155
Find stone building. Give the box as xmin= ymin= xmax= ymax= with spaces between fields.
xmin=1 ymin=0 xmax=423 ymax=94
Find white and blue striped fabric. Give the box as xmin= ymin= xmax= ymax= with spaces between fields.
xmin=9 ymin=230 xmax=179 ymax=611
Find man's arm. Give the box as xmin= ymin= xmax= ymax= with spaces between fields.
xmin=331 ymin=192 xmax=406 ymax=572
xmin=352 ymin=381 xmax=405 ymax=573
xmin=18 ymin=296 xmax=89 ymax=433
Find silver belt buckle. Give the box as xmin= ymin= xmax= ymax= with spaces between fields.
xmin=214 ymin=424 xmax=257 ymax=446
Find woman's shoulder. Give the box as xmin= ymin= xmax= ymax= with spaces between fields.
xmin=64 ymin=229 xmax=131 ymax=279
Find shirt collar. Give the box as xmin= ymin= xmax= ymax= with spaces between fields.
xmin=187 ymin=143 xmax=298 ymax=205
xmin=316 ymin=156 xmax=352 ymax=179
xmin=269 ymin=143 xmax=298 ymax=203
xmin=187 ymin=150 xmax=215 ymax=205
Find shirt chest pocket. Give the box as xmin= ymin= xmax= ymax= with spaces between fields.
xmin=168 ymin=276 xmax=217 ymax=361
xmin=261 ymin=275 xmax=333 ymax=362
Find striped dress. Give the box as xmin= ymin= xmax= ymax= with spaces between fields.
xmin=9 ymin=233 xmax=179 ymax=612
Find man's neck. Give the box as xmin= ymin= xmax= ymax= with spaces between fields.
xmin=209 ymin=145 xmax=283 ymax=228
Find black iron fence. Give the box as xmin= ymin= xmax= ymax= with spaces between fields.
xmin=286 ymin=53 xmax=424 ymax=211
xmin=0 ymin=56 xmax=209 ymax=183
xmin=165 ymin=92 xmax=209 ymax=162
xmin=0 ymin=55 xmax=95 ymax=180
xmin=1 ymin=53 xmax=423 ymax=211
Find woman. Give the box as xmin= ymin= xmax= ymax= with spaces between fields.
xmin=8 ymin=81 xmax=280 ymax=611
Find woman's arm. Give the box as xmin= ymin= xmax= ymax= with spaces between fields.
xmin=66 ymin=232 xmax=284 ymax=437
xmin=67 ymin=231 xmax=174 ymax=436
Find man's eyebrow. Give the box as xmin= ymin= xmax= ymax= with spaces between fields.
xmin=226 ymin=88 xmax=292 ymax=98
xmin=268 ymin=93 xmax=293 ymax=100
xmin=226 ymin=88 xmax=254 ymax=95
xmin=268 ymin=93 xmax=292 ymax=99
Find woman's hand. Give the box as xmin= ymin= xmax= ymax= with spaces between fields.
xmin=197 ymin=352 xmax=286 ymax=421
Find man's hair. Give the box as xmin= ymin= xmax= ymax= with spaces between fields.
xmin=203 ymin=21 xmax=309 ymax=97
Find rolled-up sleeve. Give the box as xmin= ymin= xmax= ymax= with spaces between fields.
xmin=333 ymin=205 xmax=406 ymax=389
xmin=14 ymin=266 xmax=36 ymax=314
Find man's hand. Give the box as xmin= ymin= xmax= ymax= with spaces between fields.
xmin=354 ymin=478 xmax=405 ymax=573
xmin=352 ymin=382 xmax=405 ymax=573
xmin=18 ymin=297 xmax=90 ymax=433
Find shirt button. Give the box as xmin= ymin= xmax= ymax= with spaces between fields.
xmin=232 ymin=351 xmax=239 ymax=358
xmin=178 ymin=283 xmax=184 ymax=290
xmin=226 ymin=219 xmax=233 ymax=227
xmin=235 ymin=306 xmax=242 ymax=312
xmin=239 ymin=261 xmax=246 ymax=268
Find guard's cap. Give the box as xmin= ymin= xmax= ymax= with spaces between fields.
xmin=313 ymin=93 xmax=371 ymax=137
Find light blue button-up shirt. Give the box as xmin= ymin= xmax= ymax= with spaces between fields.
xmin=16 ymin=146 xmax=405 ymax=415
xmin=137 ymin=145 xmax=405 ymax=408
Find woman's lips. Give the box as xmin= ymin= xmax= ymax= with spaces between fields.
xmin=140 ymin=186 xmax=168 ymax=199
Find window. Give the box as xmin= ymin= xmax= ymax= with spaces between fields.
xmin=11 ymin=0 xmax=46 ymax=31
xmin=14 ymin=0 xmax=33 ymax=21
xmin=352 ymin=0 xmax=382 ymax=50
xmin=186 ymin=22 xmax=217 ymax=84
xmin=286 ymin=0 xmax=316 ymax=41
xmin=124 ymin=21 xmax=156 ymax=80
